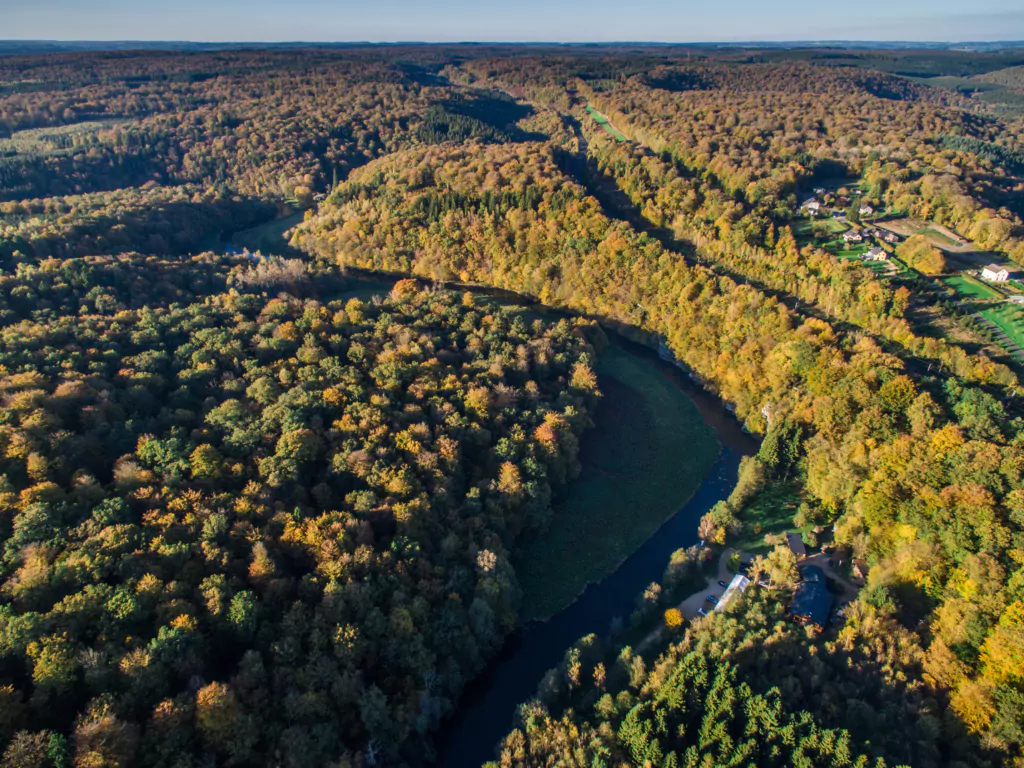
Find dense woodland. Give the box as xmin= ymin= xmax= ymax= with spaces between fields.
xmin=1 ymin=45 xmax=1024 ymax=767
xmin=0 ymin=279 xmax=601 ymax=766
xmin=490 ymin=590 xmax=983 ymax=768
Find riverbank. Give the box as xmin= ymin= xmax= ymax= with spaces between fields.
xmin=516 ymin=344 xmax=719 ymax=622
xmin=435 ymin=441 xmax=753 ymax=767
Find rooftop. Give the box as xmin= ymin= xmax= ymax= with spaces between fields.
xmin=799 ymin=565 xmax=825 ymax=583
xmin=716 ymin=573 xmax=750 ymax=611
xmin=791 ymin=580 xmax=832 ymax=628
xmin=786 ymin=532 xmax=807 ymax=558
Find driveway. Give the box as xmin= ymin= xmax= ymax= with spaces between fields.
xmin=678 ymin=547 xmax=737 ymax=619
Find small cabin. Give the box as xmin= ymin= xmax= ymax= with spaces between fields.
xmin=786 ymin=532 xmax=807 ymax=559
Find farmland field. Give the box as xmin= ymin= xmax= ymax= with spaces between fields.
xmin=876 ymin=218 xmax=968 ymax=250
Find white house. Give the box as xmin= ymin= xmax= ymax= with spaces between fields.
xmin=864 ymin=247 xmax=888 ymax=261
xmin=859 ymin=204 xmax=874 ymax=216
xmin=843 ymin=231 xmax=863 ymax=244
xmin=982 ymin=264 xmax=1012 ymax=282
xmin=801 ymin=198 xmax=821 ymax=214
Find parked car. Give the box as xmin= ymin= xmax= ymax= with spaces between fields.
xmin=717 ymin=580 xmax=728 ymax=588
xmin=697 ymin=607 xmax=708 ymax=616
xmin=705 ymin=595 xmax=718 ymax=605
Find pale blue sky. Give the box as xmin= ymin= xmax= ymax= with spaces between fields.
xmin=3 ymin=0 xmax=1024 ymax=42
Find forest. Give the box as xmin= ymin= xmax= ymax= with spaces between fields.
xmin=1 ymin=43 xmax=1023 ymax=767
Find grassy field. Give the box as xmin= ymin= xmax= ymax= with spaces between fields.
xmin=944 ymin=274 xmax=1004 ymax=300
xmin=231 ymin=210 xmax=306 ymax=253
xmin=878 ymin=218 xmax=969 ymax=250
xmin=980 ymin=304 xmax=1024 ymax=349
xmin=730 ymin=481 xmax=804 ymax=557
xmin=834 ymin=242 xmax=871 ymax=259
xmin=793 ymin=218 xmax=847 ymax=240
xmin=921 ymin=226 xmax=962 ymax=248
xmin=516 ymin=343 xmax=719 ymax=621
xmin=585 ymin=105 xmax=627 ymax=142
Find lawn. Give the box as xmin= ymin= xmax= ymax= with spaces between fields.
xmin=834 ymin=242 xmax=870 ymax=259
xmin=792 ymin=218 xmax=848 ymax=247
xmin=586 ymin=104 xmax=627 ymax=142
xmin=944 ymin=274 xmax=1004 ymax=300
xmin=231 ymin=210 xmax=306 ymax=254
xmin=980 ymin=304 xmax=1024 ymax=349
xmin=515 ymin=343 xmax=719 ymax=621
xmin=729 ymin=480 xmax=804 ymax=557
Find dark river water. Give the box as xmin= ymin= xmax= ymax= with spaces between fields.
xmin=434 ymin=337 xmax=758 ymax=767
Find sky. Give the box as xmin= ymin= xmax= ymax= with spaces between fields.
xmin=3 ymin=0 xmax=1024 ymax=43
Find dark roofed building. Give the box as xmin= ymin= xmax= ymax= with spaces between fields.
xmin=786 ymin=532 xmax=807 ymax=559
xmin=799 ymin=565 xmax=824 ymax=584
xmin=790 ymin=580 xmax=832 ymax=629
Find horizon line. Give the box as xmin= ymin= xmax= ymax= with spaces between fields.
xmin=2 ymin=38 xmax=1024 ymax=46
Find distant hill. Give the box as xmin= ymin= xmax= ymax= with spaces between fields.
xmin=0 ymin=39 xmax=1023 ymax=57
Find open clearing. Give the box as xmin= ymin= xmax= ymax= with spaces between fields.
xmin=0 ymin=119 xmax=129 ymax=157
xmin=945 ymin=274 xmax=1004 ymax=300
xmin=792 ymin=218 xmax=848 ymax=246
xmin=729 ymin=481 xmax=804 ymax=557
xmin=585 ymin=104 xmax=627 ymax=142
xmin=516 ymin=343 xmax=719 ymax=621
xmin=875 ymin=218 xmax=971 ymax=250
xmin=231 ymin=210 xmax=306 ymax=253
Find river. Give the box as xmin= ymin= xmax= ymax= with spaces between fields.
xmin=434 ymin=336 xmax=758 ymax=767
xmin=221 ymin=233 xmax=761 ymax=768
